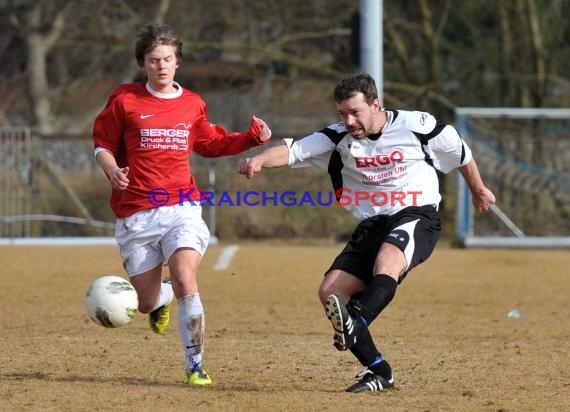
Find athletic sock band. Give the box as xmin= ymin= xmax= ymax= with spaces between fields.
xmin=368 ymin=354 xmax=384 ymax=368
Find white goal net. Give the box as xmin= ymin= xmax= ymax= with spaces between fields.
xmin=454 ymin=108 xmax=570 ymax=248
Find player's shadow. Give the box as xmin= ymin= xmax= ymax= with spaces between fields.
xmin=1 ymin=371 xmax=176 ymax=387
xmin=1 ymin=371 xmax=339 ymax=393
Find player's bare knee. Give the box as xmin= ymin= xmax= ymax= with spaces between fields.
xmin=317 ymin=285 xmax=331 ymax=305
xmin=318 ymin=283 xmax=351 ymax=306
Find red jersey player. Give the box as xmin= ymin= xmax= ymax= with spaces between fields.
xmin=93 ymin=23 xmax=271 ymax=386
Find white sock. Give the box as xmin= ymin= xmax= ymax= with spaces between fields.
xmin=151 ymin=281 xmax=174 ymax=311
xmin=178 ymin=293 xmax=205 ymax=372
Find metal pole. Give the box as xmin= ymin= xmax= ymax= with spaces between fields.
xmin=360 ymin=0 xmax=383 ymax=101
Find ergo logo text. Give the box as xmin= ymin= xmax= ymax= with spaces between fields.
xmin=354 ymin=150 xmax=404 ymax=168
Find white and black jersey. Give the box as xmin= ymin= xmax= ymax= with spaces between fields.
xmin=285 ymin=109 xmax=472 ymax=220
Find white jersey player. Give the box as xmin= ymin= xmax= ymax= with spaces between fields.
xmin=238 ymin=73 xmax=495 ymax=393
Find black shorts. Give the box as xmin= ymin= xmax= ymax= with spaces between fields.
xmin=326 ymin=205 xmax=441 ymax=284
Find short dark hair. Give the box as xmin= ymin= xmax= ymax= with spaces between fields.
xmin=333 ymin=73 xmax=378 ymax=104
xmin=135 ymin=23 xmax=183 ymax=67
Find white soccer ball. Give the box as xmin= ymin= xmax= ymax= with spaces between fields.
xmin=85 ymin=275 xmax=139 ymax=328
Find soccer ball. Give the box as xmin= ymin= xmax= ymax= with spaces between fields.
xmin=85 ymin=275 xmax=139 ymax=328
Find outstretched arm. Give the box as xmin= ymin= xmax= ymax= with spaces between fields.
xmin=194 ymin=116 xmax=271 ymax=157
xmin=458 ymin=158 xmax=495 ymax=212
xmin=238 ymin=144 xmax=290 ymax=178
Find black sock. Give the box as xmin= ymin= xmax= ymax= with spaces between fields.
xmin=369 ymin=359 xmax=392 ymax=380
xmin=349 ymin=326 xmax=392 ymax=380
xmin=349 ymin=324 xmax=380 ymax=367
xmin=351 ymin=274 xmax=397 ymax=325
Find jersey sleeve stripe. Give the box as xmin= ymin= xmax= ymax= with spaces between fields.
xmin=327 ymin=150 xmax=344 ymax=200
xmin=412 ymin=121 xmax=447 ymax=144
xmin=320 ymin=127 xmax=348 ymax=145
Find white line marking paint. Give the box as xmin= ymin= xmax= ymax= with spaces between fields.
xmin=213 ymin=244 xmax=240 ymax=271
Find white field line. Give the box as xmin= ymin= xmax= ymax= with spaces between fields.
xmin=213 ymin=244 xmax=240 ymax=271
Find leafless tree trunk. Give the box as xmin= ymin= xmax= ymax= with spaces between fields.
xmin=21 ymin=2 xmax=67 ymax=135
xmin=498 ymin=2 xmax=515 ymax=106
xmin=526 ymin=0 xmax=546 ymax=107
xmin=514 ymin=0 xmax=533 ymax=107
xmin=418 ymin=0 xmax=446 ymax=93
xmin=13 ymin=0 xmax=172 ymax=136
xmin=384 ymin=20 xmax=414 ymax=84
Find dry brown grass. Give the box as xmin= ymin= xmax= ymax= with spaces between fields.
xmin=1 ymin=243 xmax=569 ymax=411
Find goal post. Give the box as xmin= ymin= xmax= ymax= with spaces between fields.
xmin=454 ymin=107 xmax=570 ymax=248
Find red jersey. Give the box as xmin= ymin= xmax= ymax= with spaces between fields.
xmin=93 ymin=82 xmax=265 ymax=218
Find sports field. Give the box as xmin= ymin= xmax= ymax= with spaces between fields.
xmin=1 ymin=243 xmax=569 ymax=411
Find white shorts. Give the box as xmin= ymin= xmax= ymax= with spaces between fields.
xmin=115 ymin=204 xmax=210 ymax=277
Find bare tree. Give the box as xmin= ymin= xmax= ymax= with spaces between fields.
xmin=9 ymin=1 xmax=68 ymax=135
xmin=7 ymin=0 xmax=171 ymax=136
xmin=1 ymin=0 xmax=569 ymax=135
